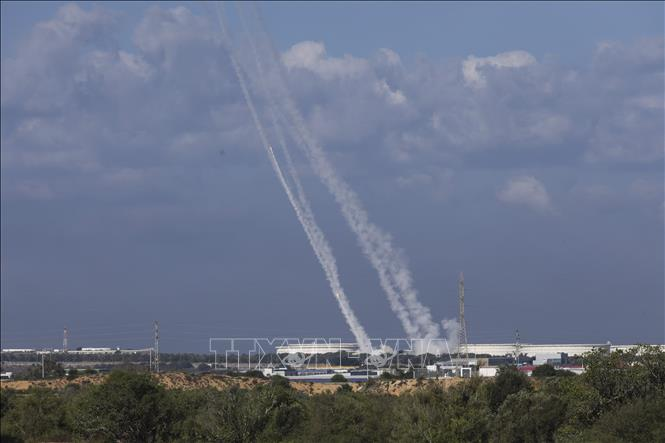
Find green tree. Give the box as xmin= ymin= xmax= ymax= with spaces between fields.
xmin=493 ymin=390 xmax=567 ymax=443
xmin=1 ymin=388 xmax=71 ymax=442
xmin=486 ymin=366 xmax=532 ymax=411
xmin=581 ymin=395 xmax=665 ymax=443
xmin=69 ymin=370 xmax=171 ymax=442
xmin=391 ymin=379 xmax=491 ymax=443
xmin=331 ymin=373 xmax=347 ymax=383
xmin=303 ymin=392 xmax=396 ymax=443
xmin=66 ymin=368 xmax=79 ymax=380
xmin=582 ymin=345 xmax=665 ymax=412
xmin=532 ymin=364 xmax=557 ymax=377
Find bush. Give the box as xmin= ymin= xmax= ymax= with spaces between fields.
xmin=270 ymin=374 xmax=291 ymax=388
xmin=487 ymin=366 xmax=532 ymax=411
xmin=303 ymin=392 xmax=396 ymax=442
xmin=392 ymin=384 xmax=491 ymax=442
xmin=493 ymin=391 xmax=567 ymax=442
xmin=69 ymin=370 xmax=171 ymax=442
xmin=582 ymin=395 xmax=665 ymax=442
xmin=0 ymin=346 xmax=662 ymax=443
xmin=532 ymin=364 xmax=557 ymax=377
xmin=331 ymin=373 xmax=347 ymax=383
xmin=244 ymin=369 xmax=266 ymax=378
xmin=1 ymin=388 xmax=70 ymax=442
xmin=380 ymin=371 xmax=395 ymax=380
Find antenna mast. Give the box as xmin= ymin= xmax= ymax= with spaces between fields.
xmin=514 ymin=329 xmax=521 ymax=365
xmin=153 ymin=321 xmax=160 ymax=373
xmin=63 ymin=326 xmax=68 ymax=352
xmin=457 ymin=272 xmax=468 ymax=363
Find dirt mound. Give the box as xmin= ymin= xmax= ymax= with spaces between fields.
xmin=0 ymin=375 xmax=103 ymax=391
xmin=156 ymin=373 xmax=269 ymax=390
xmin=1 ymin=373 xmax=463 ymax=395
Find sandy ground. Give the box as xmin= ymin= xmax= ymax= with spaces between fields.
xmin=0 ymin=373 xmax=463 ymax=396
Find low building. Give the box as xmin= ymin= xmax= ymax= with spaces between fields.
xmin=478 ymin=367 xmax=498 ymax=377
xmin=468 ymin=343 xmax=611 ymax=357
xmin=275 ymin=343 xmax=360 ymax=355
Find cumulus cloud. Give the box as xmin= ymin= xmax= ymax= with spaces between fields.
xmin=282 ymin=41 xmax=369 ymax=80
xmin=462 ymin=50 xmax=537 ymax=88
xmin=1 ymin=4 xmax=662 ymax=345
xmin=376 ymin=48 xmax=401 ymax=66
xmin=0 ymin=3 xmax=662 ymax=213
xmin=374 ymin=78 xmax=406 ymax=105
xmin=497 ymin=176 xmax=554 ymax=214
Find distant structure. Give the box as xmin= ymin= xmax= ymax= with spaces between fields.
xmin=276 ymin=343 xmax=359 ymax=355
xmin=63 ymin=327 xmax=68 ymax=353
xmin=514 ymin=329 xmax=522 ymax=364
xmin=153 ymin=321 xmax=160 ymax=373
xmin=457 ymin=272 xmax=469 ymax=362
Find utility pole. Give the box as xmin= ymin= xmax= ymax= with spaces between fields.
xmin=41 ymin=354 xmax=45 ymax=378
xmin=514 ymin=329 xmax=521 ymax=366
xmin=153 ymin=321 xmax=160 ymax=373
xmin=63 ymin=327 xmax=68 ymax=353
xmin=457 ymin=272 xmax=468 ymax=365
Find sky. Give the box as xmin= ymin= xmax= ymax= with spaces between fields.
xmin=1 ymin=1 xmax=663 ymax=352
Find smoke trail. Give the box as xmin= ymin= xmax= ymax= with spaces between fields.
xmin=237 ymin=4 xmax=455 ymax=345
xmin=211 ymin=3 xmax=372 ymax=352
xmin=233 ymin=2 xmax=410 ymax=345
xmin=232 ymin=4 xmax=418 ymax=339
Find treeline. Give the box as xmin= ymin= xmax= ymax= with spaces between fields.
xmin=1 ymin=345 xmax=664 ymax=442
xmin=1 ymin=352 xmax=215 ymax=363
xmin=2 ymin=351 xmax=445 ymax=366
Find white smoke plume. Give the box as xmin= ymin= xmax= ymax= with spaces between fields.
xmin=211 ymin=3 xmax=372 ymax=352
xmin=441 ymin=318 xmax=460 ymax=354
xmin=236 ymin=3 xmax=457 ymax=348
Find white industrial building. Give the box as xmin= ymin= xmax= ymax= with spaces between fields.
xmin=275 ymin=342 xmax=620 ymax=356
xmin=276 ymin=343 xmax=360 ymax=355
xmin=466 ymin=343 xmax=611 ymax=357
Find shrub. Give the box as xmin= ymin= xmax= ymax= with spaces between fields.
xmin=66 ymin=368 xmax=79 ymax=380
xmin=244 ymin=370 xmax=266 ymax=379
xmin=493 ymin=391 xmax=567 ymax=442
xmin=69 ymin=370 xmax=171 ymax=442
xmin=487 ymin=366 xmax=532 ymax=411
xmin=532 ymin=364 xmax=557 ymax=377
xmin=331 ymin=373 xmax=347 ymax=383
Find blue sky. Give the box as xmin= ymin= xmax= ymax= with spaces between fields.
xmin=1 ymin=2 xmax=663 ymax=351
xmin=3 ymin=1 xmax=663 ymax=59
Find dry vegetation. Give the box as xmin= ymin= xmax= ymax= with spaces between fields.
xmin=1 ymin=372 xmax=463 ymax=395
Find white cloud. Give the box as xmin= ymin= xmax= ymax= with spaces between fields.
xmin=376 ymin=48 xmax=401 ymax=66
xmin=374 ymin=79 xmax=406 ymax=105
xmin=462 ymin=50 xmax=537 ymax=88
xmin=282 ymin=41 xmax=369 ymax=80
xmin=497 ymin=175 xmax=554 ymax=214
xmin=1 ymin=3 xmax=662 ymax=215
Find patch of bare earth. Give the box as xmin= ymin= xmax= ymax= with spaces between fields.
xmin=1 ymin=373 xmax=463 ymax=395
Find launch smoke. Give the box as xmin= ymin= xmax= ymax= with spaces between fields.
xmin=235 ymin=3 xmax=458 ymax=348
xmin=212 ymin=3 xmax=372 ymax=352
